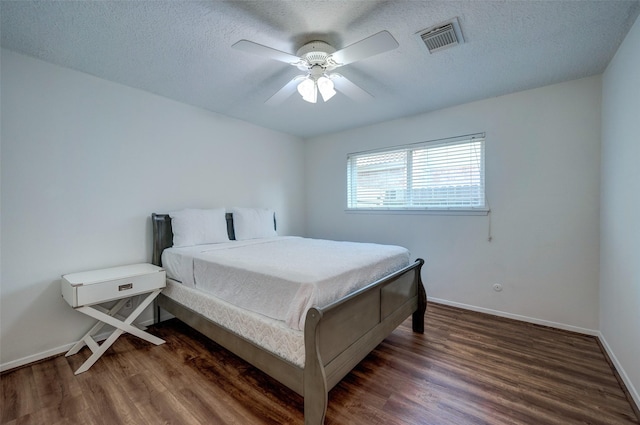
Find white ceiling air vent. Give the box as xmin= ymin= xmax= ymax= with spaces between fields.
xmin=417 ymin=18 xmax=464 ymax=54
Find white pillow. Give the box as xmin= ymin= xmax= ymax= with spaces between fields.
xmin=230 ymin=207 xmax=277 ymax=240
xmin=170 ymin=208 xmax=229 ymax=247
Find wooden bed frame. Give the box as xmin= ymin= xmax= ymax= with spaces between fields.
xmin=151 ymin=212 xmax=426 ymax=425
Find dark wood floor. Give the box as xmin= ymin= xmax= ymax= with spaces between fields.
xmin=2 ymin=303 xmax=638 ymax=425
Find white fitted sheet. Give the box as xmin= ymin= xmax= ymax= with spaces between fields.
xmin=162 ymin=236 xmax=410 ymax=330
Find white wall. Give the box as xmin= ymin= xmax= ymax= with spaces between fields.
xmin=0 ymin=49 xmax=305 ymax=368
xmin=600 ymin=15 xmax=640 ymax=407
xmin=305 ymin=76 xmax=602 ymax=333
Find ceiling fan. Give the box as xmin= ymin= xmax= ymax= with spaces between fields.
xmin=232 ymin=31 xmax=399 ymax=105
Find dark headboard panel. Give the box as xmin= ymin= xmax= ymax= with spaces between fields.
xmin=226 ymin=212 xmax=236 ymax=240
xmin=152 ymin=212 xmax=276 ymax=267
xmin=151 ymin=213 xmax=172 ymax=266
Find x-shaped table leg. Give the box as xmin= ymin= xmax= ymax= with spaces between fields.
xmin=66 ymin=289 xmax=165 ymax=374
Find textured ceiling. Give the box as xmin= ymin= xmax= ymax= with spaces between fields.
xmin=2 ymin=1 xmax=639 ymax=138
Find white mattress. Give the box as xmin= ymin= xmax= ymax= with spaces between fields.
xmin=162 ymin=278 xmax=305 ymax=367
xmin=162 ymin=236 xmax=410 ymax=330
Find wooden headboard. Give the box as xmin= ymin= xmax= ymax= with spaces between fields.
xmin=151 ymin=212 xmax=276 ymax=267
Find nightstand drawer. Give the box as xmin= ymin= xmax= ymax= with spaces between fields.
xmin=77 ymin=272 xmax=165 ymax=306
xmin=62 ymin=263 xmax=165 ymax=307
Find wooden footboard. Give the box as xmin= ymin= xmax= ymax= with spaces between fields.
xmin=303 ymin=258 xmax=425 ymax=425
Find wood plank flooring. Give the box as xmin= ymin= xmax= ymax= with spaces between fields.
xmin=2 ymin=303 xmax=638 ymax=424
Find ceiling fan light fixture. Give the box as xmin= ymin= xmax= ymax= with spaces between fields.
xmin=297 ymin=78 xmax=317 ymax=103
xmin=317 ymin=76 xmax=336 ymax=102
xmin=233 ymin=31 xmax=399 ymax=105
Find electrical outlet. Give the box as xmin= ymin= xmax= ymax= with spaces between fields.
xmin=124 ymin=299 xmax=132 ymax=309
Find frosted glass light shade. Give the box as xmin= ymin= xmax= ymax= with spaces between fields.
xmin=297 ymin=78 xmax=317 ymax=103
xmin=317 ymin=76 xmax=336 ymax=102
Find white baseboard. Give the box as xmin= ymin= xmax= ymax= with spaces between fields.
xmin=428 ymin=297 xmax=600 ymax=336
xmin=597 ymin=332 xmax=640 ymax=412
xmin=0 ymin=318 xmax=156 ymax=373
xmin=1 ymin=342 xmax=79 ymax=373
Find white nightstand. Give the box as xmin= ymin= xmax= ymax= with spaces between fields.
xmin=61 ymin=263 xmax=166 ymax=374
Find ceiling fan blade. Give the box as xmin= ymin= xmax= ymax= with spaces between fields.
xmin=265 ymin=75 xmax=306 ymax=106
xmin=232 ymin=40 xmax=301 ymax=64
xmin=330 ymin=31 xmax=399 ymax=66
xmin=330 ymin=74 xmax=373 ymax=102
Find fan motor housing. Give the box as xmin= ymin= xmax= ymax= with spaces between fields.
xmin=296 ymin=41 xmax=336 ymax=69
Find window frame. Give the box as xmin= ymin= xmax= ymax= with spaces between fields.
xmin=346 ymin=133 xmax=489 ymax=216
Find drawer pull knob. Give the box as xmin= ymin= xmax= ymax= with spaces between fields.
xmin=119 ymin=283 xmax=133 ymax=291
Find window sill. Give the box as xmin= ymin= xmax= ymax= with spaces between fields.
xmin=345 ymin=208 xmax=490 ymax=216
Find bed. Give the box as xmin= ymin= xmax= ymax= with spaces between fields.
xmin=151 ymin=210 xmax=426 ymax=425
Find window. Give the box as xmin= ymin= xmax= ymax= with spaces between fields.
xmin=347 ymin=133 xmax=487 ymax=213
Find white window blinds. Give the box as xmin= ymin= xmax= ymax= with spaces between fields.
xmin=347 ymin=133 xmax=486 ymax=211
